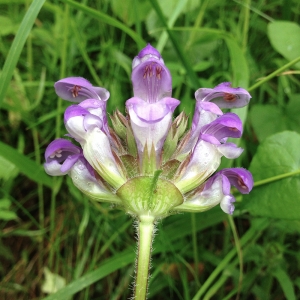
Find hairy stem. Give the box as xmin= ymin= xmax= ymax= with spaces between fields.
xmin=134 ymin=215 xmax=155 ymax=300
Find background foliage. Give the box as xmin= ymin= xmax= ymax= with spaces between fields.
xmin=1 ymin=0 xmax=300 ymax=299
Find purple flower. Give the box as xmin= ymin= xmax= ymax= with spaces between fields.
xmin=64 ymin=105 xmax=104 ymax=143
xmin=175 ymin=113 xmax=244 ymax=193
xmin=54 ymin=77 xmax=110 ymax=103
xmin=195 ymin=82 xmax=251 ymax=109
xmin=44 ymin=138 xmax=122 ymax=203
xmin=126 ymin=44 xmax=180 ymax=165
xmin=45 ymin=44 xmax=254 ymax=218
xmin=44 ymin=138 xmax=81 ymax=176
xmin=175 ymin=168 xmax=253 ymax=214
xmin=63 ymin=104 xmax=126 ymax=188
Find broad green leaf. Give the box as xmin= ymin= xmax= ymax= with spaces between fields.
xmin=249 ymin=105 xmax=287 ymax=142
xmin=0 ymin=142 xmax=52 ymax=188
xmin=249 ymin=97 xmax=300 ymax=142
xmin=243 ymin=131 xmax=300 ymax=219
xmin=268 ymin=21 xmax=300 ymax=69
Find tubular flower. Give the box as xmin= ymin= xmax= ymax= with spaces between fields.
xmin=45 ymin=44 xmax=253 ymax=219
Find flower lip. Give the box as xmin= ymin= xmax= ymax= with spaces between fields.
xmin=195 ymin=82 xmax=251 ymax=109
xmin=200 ymin=112 xmax=243 ymax=144
xmin=221 ymin=168 xmax=254 ymax=194
xmin=131 ymin=59 xmax=172 ymax=103
xmin=44 ymin=138 xmax=82 ymax=175
xmin=126 ymin=97 xmax=180 ymax=124
xmin=55 ymin=77 xmax=110 ymax=103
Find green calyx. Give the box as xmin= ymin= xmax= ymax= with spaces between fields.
xmin=116 ymin=171 xmax=184 ymax=219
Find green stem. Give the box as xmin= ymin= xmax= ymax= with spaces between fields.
xmin=134 ymin=215 xmax=155 ymax=300
xmin=248 ymin=55 xmax=300 ymax=92
xmin=254 ymin=169 xmax=300 ymax=187
xmin=191 ymin=213 xmax=200 ymax=287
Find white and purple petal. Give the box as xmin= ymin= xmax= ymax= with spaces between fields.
xmin=175 ymin=140 xmax=222 ymax=193
xmin=126 ymin=96 xmax=180 ymax=156
xmin=64 ymin=105 xmax=103 ymax=142
xmin=44 ymin=138 xmax=81 ymax=176
xmin=70 ymin=157 xmax=122 ymax=204
xmin=83 ymin=127 xmax=126 ymax=188
xmin=217 ymin=143 xmax=244 ymax=159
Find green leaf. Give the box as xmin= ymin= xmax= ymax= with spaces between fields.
xmin=0 ymin=142 xmax=52 ymax=188
xmin=0 ymin=199 xmax=18 ymax=221
xmin=0 ymin=16 xmax=18 ymax=36
xmin=268 ymin=21 xmax=300 ymax=69
xmin=111 ymin=0 xmax=151 ymax=26
xmin=225 ymin=37 xmax=249 ymax=125
xmin=62 ymin=0 xmax=145 ymax=48
xmin=249 ymin=105 xmax=287 ymax=142
xmin=273 ymin=267 xmax=296 ymax=300
xmin=41 ymin=267 xmax=67 ymax=294
xmin=225 ymin=37 xmax=249 ymax=88
xmin=0 ymin=0 xmax=47 ymax=107
xmin=0 ymin=210 xmax=18 ymax=221
xmin=250 ymin=99 xmax=300 ymax=142
xmin=42 ymin=250 xmax=135 ymax=300
xmin=243 ymin=131 xmax=300 ymax=219
xmin=0 ymin=155 xmax=18 ymax=181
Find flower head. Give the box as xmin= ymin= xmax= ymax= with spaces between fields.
xmin=45 ymin=44 xmax=253 ymax=219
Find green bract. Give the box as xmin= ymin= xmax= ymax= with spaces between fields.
xmin=117 ymin=173 xmax=184 ymax=219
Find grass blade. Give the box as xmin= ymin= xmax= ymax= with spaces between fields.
xmin=0 ymin=141 xmax=52 ymax=188
xmin=0 ymin=0 xmax=46 ymax=107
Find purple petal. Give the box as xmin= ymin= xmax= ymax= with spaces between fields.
xmin=126 ymin=97 xmax=180 ymax=123
xmin=221 ymin=168 xmax=254 ymax=194
xmin=60 ymin=154 xmax=81 ymax=173
xmin=64 ymin=105 xmax=88 ymax=123
xmin=200 ymin=113 xmax=243 ymax=142
xmin=44 ymin=139 xmax=81 ymax=176
xmin=136 ymin=44 xmax=161 ymax=60
xmin=204 ymin=173 xmax=236 ymax=214
xmin=191 ymin=101 xmax=223 ymax=132
xmin=79 ymin=99 xmax=109 ymax=134
xmin=195 ymin=82 xmax=251 ymax=108
xmin=131 ymin=47 xmax=172 ymax=103
xmin=64 ymin=105 xmax=105 ymax=142
xmin=55 ymin=77 xmax=110 ymax=103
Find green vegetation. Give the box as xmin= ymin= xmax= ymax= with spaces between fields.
xmin=1 ymin=0 xmax=300 ymax=299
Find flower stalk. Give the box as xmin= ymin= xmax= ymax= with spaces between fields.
xmin=134 ymin=215 xmax=155 ymax=300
